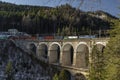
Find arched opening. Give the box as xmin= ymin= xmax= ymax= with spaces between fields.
xmin=49 ymin=44 xmax=60 ymax=63
xmin=76 ymin=44 xmax=89 ymax=68
xmin=29 ymin=43 xmax=36 ymax=54
xmin=75 ymin=73 xmax=87 ymax=80
xmin=39 ymin=44 xmax=48 ymax=59
xmin=62 ymin=44 xmax=74 ymax=66
xmin=59 ymin=70 xmax=72 ymax=80
xmin=96 ymin=44 xmax=105 ymax=53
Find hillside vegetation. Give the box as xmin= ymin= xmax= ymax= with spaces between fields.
xmin=0 ymin=40 xmax=59 ymax=80
xmin=0 ymin=1 xmax=118 ymax=36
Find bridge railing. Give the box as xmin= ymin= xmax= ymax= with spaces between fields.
xmin=51 ymin=63 xmax=89 ymax=72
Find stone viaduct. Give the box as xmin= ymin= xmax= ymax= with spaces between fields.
xmin=15 ymin=38 xmax=109 ymax=80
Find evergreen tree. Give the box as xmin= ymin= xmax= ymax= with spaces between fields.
xmin=5 ymin=61 xmax=14 ymax=80
xmin=104 ymin=20 xmax=120 ymax=80
xmin=53 ymin=73 xmax=59 ymax=80
xmin=59 ymin=69 xmax=69 ymax=80
xmin=89 ymin=45 xmax=106 ymax=80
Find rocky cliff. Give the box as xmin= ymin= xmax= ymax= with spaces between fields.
xmin=0 ymin=40 xmax=56 ymax=80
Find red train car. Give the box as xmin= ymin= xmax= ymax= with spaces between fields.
xmin=44 ymin=36 xmax=54 ymax=40
xmin=29 ymin=36 xmax=37 ymax=40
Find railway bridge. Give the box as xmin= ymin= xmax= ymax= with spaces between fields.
xmin=15 ymin=38 xmax=109 ymax=80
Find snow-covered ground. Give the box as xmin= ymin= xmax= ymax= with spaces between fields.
xmin=0 ymin=40 xmax=53 ymax=80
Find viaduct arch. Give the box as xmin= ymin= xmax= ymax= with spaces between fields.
xmin=38 ymin=43 xmax=48 ymax=59
xmin=29 ymin=43 xmax=37 ymax=54
xmin=61 ymin=43 xmax=74 ymax=66
xmin=75 ymin=43 xmax=89 ymax=68
xmin=17 ymin=38 xmax=108 ymax=80
xmin=48 ymin=42 xmax=61 ymax=63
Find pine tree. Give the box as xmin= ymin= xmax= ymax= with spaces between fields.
xmin=57 ymin=28 xmax=61 ymax=36
xmin=89 ymin=45 xmax=106 ymax=80
xmin=5 ymin=61 xmax=14 ymax=80
xmin=59 ymin=69 xmax=69 ymax=80
xmin=104 ymin=20 xmax=120 ymax=80
xmin=53 ymin=73 xmax=59 ymax=80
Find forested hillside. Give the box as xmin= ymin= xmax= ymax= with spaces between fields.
xmin=0 ymin=1 xmax=118 ymax=36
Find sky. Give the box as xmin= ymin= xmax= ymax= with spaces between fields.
xmin=0 ymin=0 xmax=120 ymax=18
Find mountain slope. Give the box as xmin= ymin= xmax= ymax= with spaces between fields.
xmin=0 ymin=1 xmax=118 ymax=35
xmin=0 ymin=40 xmax=57 ymax=80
